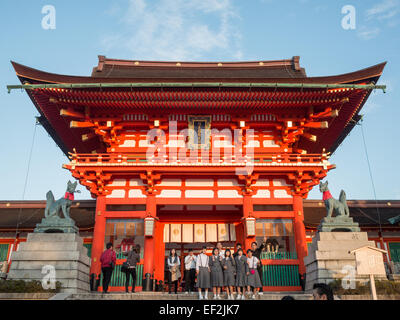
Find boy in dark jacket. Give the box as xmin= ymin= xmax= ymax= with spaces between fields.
xmin=232 ymin=243 xmax=242 ymax=258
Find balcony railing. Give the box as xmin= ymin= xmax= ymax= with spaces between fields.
xmin=67 ymin=152 xmax=329 ymax=167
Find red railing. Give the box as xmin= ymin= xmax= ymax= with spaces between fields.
xmin=67 ymin=152 xmax=328 ymax=166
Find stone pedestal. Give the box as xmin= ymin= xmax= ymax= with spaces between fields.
xmin=317 ymin=216 xmax=360 ymax=232
xmin=304 ymin=232 xmax=385 ymax=292
xmin=0 ymin=261 xmax=7 ymax=279
xmin=34 ymin=216 xmax=79 ymax=234
xmin=7 ymin=233 xmax=90 ymax=293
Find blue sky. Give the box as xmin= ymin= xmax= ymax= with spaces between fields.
xmin=0 ymin=0 xmax=399 ymax=201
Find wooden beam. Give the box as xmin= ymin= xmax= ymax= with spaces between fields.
xmin=82 ymin=133 xmax=97 ymax=142
xmin=70 ymin=121 xmax=95 ymax=128
xmin=331 ymin=109 xmax=339 ymax=117
xmin=60 ymin=108 xmax=85 ymax=118
xmin=293 ymin=148 xmax=307 ymax=154
xmin=303 ymin=133 xmax=317 ymax=142
xmin=304 ymin=121 xmax=328 ymax=129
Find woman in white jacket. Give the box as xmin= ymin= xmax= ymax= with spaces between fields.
xmin=167 ymin=248 xmax=181 ymax=294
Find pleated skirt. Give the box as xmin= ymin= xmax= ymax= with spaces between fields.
xmin=196 ymin=266 xmax=211 ymax=289
xmin=223 ymin=271 xmax=235 ymax=287
xmin=235 ymin=271 xmax=247 ymax=287
xmin=247 ymin=268 xmax=262 ymax=288
xmin=210 ymin=269 xmax=224 ymax=287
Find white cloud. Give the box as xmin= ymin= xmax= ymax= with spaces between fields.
xmin=366 ymin=0 xmax=400 ymax=21
xmin=357 ymin=26 xmax=381 ymax=40
xmin=101 ymin=0 xmax=242 ymax=61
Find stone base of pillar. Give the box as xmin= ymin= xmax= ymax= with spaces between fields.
xmin=8 ymin=233 xmax=90 ymax=294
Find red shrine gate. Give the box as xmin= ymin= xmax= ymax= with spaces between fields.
xmin=10 ymin=56 xmax=385 ymax=291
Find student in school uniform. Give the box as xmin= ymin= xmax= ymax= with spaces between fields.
xmin=196 ymin=246 xmax=211 ymax=300
xmin=234 ymin=248 xmax=248 ymax=300
xmin=231 ymin=243 xmax=242 ymax=295
xmin=209 ymin=247 xmax=224 ymax=299
xmin=221 ymin=249 xmax=236 ymax=300
xmin=184 ymin=249 xmax=197 ymax=294
xmin=246 ymin=249 xmax=262 ymax=299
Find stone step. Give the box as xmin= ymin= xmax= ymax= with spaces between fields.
xmin=304 ymin=251 xmax=358 ymax=265
xmin=18 ymin=241 xmax=87 ymax=254
xmin=67 ymin=292 xmax=313 ymax=300
xmin=10 ymin=251 xmax=91 ymax=266
xmin=10 ymin=260 xmax=89 ymax=273
xmin=314 ymin=232 xmax=368 ymax=242
xmin=312 ymin=240 xmax=375 ymax=252
xmin=7 ymin=269 xmax=90 ymax=282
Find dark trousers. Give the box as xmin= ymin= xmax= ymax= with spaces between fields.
xmin=169 ymin=280 xmax=178 ymax=293
xmin=125 ymin=268 xmax=137 ymax=292
xmin=101 ymin=267 xmax=113 ymax=293
xmin=257 ymin=266 xmax=263 ymax=292
xmin=185 ymin=269 xmax=196 ymax=292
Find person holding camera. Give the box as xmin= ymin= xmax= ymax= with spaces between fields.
xmin=122 ymin=244 xmax=141 ymax=293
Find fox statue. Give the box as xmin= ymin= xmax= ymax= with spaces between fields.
xmin=319 ymin=181 xmax=350 ymax=218
xmin=44 ymin=180 xmax=80 ymax=220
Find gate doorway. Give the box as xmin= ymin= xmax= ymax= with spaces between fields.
xmin=164 ymin=241 xmax=236 ymax=292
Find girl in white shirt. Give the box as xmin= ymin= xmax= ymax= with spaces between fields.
xmin=196 ymin=246 xmax=211 ymax=300
xmin=246 ymin=249 xmax=262 ymax=299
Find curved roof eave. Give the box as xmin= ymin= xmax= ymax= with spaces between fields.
xmin=11 ymin=60 xmax=386 ymax=85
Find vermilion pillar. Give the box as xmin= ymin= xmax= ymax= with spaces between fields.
xmin=293 ymin=195 xmax=307 ymax=275
xmin=143 ymin=194 xmax=156 ymax=276
xmin=153 ymin=221 xmax=165 ymax=282
xmin=90 ymin=195 xmax=106 ymax=276
xmin=235 ymin=223 xmax=244 ymax=250
xmin=243 ymin=195 xmax=255 ymax=251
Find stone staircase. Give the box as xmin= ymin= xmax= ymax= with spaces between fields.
xmin=65 ymin=291 xmax=312 ymax=300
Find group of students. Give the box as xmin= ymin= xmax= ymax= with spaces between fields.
xmin=100 ymin=240 xmax=266 ymax=298
xmin=167 ymin=241 xmax=265 ymax=300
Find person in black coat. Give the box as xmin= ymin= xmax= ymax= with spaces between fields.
xmin=232 ymin=243 xmax=242 ymax=259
